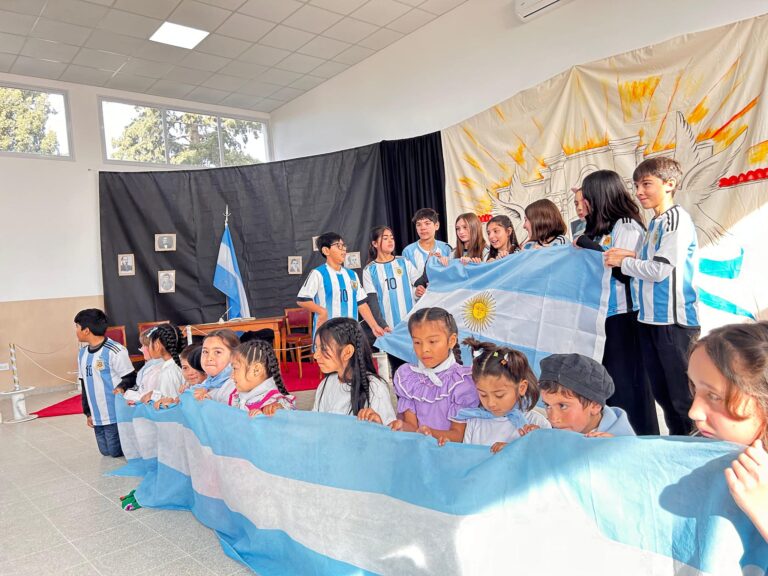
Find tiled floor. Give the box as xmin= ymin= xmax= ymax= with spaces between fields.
xmin=0 ymin=388 xmax=316 ymax=576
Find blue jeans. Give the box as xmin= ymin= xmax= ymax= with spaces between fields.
xmin=94 ymin=423 xmax=123 ymax=457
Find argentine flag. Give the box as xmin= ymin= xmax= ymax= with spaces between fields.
xmin=376 ymin=246 xmax=611 ymax=373
xmin=213 ymin=224 xmax=250 ymax=319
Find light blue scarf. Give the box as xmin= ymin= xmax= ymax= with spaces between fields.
xmin=199 ymin=364 xmax=233 ymax=390
xmin=454 ymin=406 xmax=529 ymax=429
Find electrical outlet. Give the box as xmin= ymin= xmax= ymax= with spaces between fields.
xmin=0 ymin=362 xmax=10 ymax=371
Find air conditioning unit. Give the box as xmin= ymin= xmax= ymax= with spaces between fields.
xmin=515 ymin=0 xmax=573 ymax=21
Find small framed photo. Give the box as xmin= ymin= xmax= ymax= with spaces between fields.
xmin=345 ymin=251 xmax=361 ymax=269
xmin=570 ymin=219 xmax=586 ymax=238
xmin=158 ymin=270 xmax=176 ymax=294
xmin=155 ymin=234 xmax=176 ymax=252
xmin=312 ymin=236 xmax=319 ymax=252
xmin=288 ymin=256 xmax=303 ymax=275
xmin=117 ymin=253 xmax=135 ymax=276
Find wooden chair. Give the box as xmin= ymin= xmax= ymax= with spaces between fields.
xmin=284 ymin=308 xmax=313 ymax=379
xmin=105 ymin=325 xmax=127 ymax=346
xmin=137 ymin=320 xmax=169 ymax=336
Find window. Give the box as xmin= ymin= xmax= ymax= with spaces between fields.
xmin=0 ymin=84 xmax=71 ymax=158
xmin=100 ymin=98 xmax=269 ymax=167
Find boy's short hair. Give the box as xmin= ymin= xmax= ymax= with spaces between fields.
xmin=632 ymin=157 xmax=683 ymax=194
xmin=539 ymin=380 xmax=594 ymax=408
xmin=316 ymin=232 xmax=343 ymax=258
xmin=539 ymin=353 xmax=614 ymax=406
xmin=411 ymin=208 xmax=440 ymax=224
xmin=74 ymin=308 xmax=109 ymax=336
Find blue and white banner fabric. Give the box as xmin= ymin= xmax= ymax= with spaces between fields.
xmin=114 ymin=397 xmax=767 ymax=576
xmin=376 ymin=246 xmax=611 ymax=372
xmin=213 ymin=224 xmax=250 ymax=319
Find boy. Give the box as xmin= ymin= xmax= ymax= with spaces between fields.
xmin=297 ymin=232 xmax=387 ymax=338
xmin=604 ymin=157 xmax=699 ymax=435
xmin=402 ymin=208 xmax=452 ymax=296
xmin=538 ymin=353 xmax=635 ymax=437
xmin=75 ymin=308 xmax=135 ymax=457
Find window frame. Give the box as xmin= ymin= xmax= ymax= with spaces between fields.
xmin=98 ymin=96 xmax=270 ymax=168
xmin=0 ymin=81 xmax=75 ymax=162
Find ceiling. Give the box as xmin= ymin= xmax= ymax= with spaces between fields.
xmin=0 ymin=0 xmax=468 ymax=113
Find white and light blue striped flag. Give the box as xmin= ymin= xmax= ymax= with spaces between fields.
xmin=376 ymin=246 xmax=611 ymax=373
xmin=113 ymin=397 xmax=768 ymax=575
xmin=213 ymin=224 xmax=250 ymax=320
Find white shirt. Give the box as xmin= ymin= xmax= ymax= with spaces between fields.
xmin=596 ymin=218 xmax=645 ymax=315
xmin=362 ymin=257 xmax=419 ymax=328
xmin=313 ymin=373 xmax=396 ymax=425
xmin=297 ymin=264 xmax=367 ymax=334
xmin=402 ymin=240 xmax=452 ymax=278
xmin=463 ymin=410 xmax=550 ymax=446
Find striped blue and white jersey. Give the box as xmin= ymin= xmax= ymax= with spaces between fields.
xmin=596 ymin=218 xmax=645 ymax=316
xmin=621 ymin=205 xmax=699 ymax=327
xmin=402 ymin=240 xmax=452 ymax=278
xmin=297 ymin=264 xmax=367 ymax=330
xmin=78 ymin=338 xmax=134 ymax=426
xmin=362 ymin=257 xmax=419 ymax=329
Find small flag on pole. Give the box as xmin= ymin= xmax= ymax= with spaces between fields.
xmin=213 ymin=206 xmax=250 ymax=320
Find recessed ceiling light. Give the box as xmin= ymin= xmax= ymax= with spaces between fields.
xmin=150 ymin=22 xmax=209 ymax=50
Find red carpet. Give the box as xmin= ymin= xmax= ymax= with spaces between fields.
xmin=31 ymin=362 xmax=320 ymax=418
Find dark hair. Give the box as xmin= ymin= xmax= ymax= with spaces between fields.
xmin=486 ymin=215 xmax=520 ymax=258
xmin=524 ymin=199 xmax=567 ymax=244
xmin=539 ymin=381 xmax=593 ymax=408
xmin=367 ymin=225 xmax=394 ymax=264
xmin=453 ymin=212 xmax=487 ymax=259
xmin=139 ymin=327 xmax=156 ymax=347
xmin=581 ymin=170 xmax=645 ymax=238
xmin=180 ymin=344 xmax=204 ymax=372
xmin=316 ymin=232 xmax=343 ymax=258
xmin=232 ymin=340 xmax=288 ymax=395
xmin=407 ymin=307 xmax=462 ymax=364
xmin=203 ymin=329 xmax=240 ymax=351
xmin=74 ymin=309 xmax=108 ymax=336
xmin=316 ymin=317 xmax=378 ymax=414
xmin=632 ymin=156 xmax=683 ymax=195
xmin=464 ymin=337 xmax=538 ymax=410
xmin=149 ymin=323 xmax=186 ymax=367
xmin=690 ymin=321 xmax=768 ymax=445
xmin=411 ymin=208 xmax=440 ymax=224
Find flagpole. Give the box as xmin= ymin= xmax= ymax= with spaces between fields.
xmin=224 ymin=204 xmax=230 ymax=227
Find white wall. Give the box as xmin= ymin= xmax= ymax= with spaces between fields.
xmin=0 ymin=73 xmax=269 ymax=303
xmin=271 ymin=0 xmax=768 ymax=161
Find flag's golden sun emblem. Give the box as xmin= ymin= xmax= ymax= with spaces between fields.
xmin=463 ymin=291 xmax=496 ymax=332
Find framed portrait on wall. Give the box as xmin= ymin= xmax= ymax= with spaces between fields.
xmin=155 ymin=234 xmax=176 ymax=252
xmin=312 ymin=236 xmax=319 ymax=252
xmin=158 ymin=270 xmax=176 ymax=293
xmin=117 ymin=254 xmax=135 ymax=276
xmin=288 ymin=256 xmax=302 ymax=275
xmin=345 ymin=252 xmax=361 ymax=269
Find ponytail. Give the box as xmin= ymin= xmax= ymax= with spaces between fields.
xmin=149 ymin=324 xmax=186 ymax=367
xmin=233 ymin=340 xmax=288 ymax=395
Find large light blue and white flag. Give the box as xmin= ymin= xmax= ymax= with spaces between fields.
xmin=376 ymin=246 xmax=611 ymax=373
xmin=213 ymin=224 xmax=250 ymax=319
xmin=113 ymin=396 xmax=768 ymax=575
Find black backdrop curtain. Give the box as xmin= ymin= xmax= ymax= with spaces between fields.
xmin=380 ymin=131 xmax=448 ymax=248
xmin=100 ymin=144 xmax=386 ymax=352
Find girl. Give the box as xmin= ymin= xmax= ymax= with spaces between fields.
xmin=205 ymin=340 xmax=294 ymax=414
xmin=521 ymin=199 xmax=568 ymax=249
xmin=362 ymin=226 xmax=419 ymax=331
xmin=575 ymin=170 xmax=657 ymax=435
xmin=179 ymin=344 xmax=206 ymax=392
xmin=146 ymin=323 xmax=185 ymax=400
xmin=313 ymin=317 xmax=396 ymax=424
xmin=360 ymin=308 xmax=479 ymax=443
xmin=452 ymin=212 xmax=488 ymax=263
xmin=688 ymin=321 xmax=768 ymax=542
xmin=123 ymin=327 xmax=163 ymax=404
xmin=485 ymin=214 xmax=520 ymax=261
xmin=452 ymin=338 xmax=550 ymax=452
xmin=193 ymin=329 xmax=239 ymax=400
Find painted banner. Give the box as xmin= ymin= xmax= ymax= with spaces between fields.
xmin=375 ymin=246 xmax=611 ymax=372
xmin=113 ymin=396 xmax=767 ymax=575
xmin=442 ymin=14 xmax=768 ymax=331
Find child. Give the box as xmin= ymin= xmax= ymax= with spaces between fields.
xmin=535 ymin=353 xmax=635 ymax=437
xmin=362 ymin=225 xmax=419 ymax=331
xmin=179 ymin=344 xmax=206 ymax=391
xmin=485 ymin=214 xmax=520 ymax=261
xmin=521 ymin=199 xmax=568 ymax=249
xmin=203 ymin=340 xmax=295 ymax=414
xmin=311 ymin=317 xmax=396 ymax=424
xmin=402 ymin=208 xmax=452 ymax=295
xmin=361 ymin=308 xmax=478 ymax=442
xmin=452 ymin=212 xmax=488 ymax=263
xmin=133 ymin=327 xmax=163 ymax=395
xmin=297 ymin=231 xmax=386 ymax=338
xmin=126 ymin=324 xmax=186 ymax=404
xmin=574 ymin=169 xmax=657 ymax=435
xmin=604 ymin=157 xmax=700 ymax=435
xmin=452 ymin=338 xmax=550 ymax=452
xmin=192 ymin=329 xmax=239 ymax=400
xmin=687 ymin=321 xmax=768 ymax=542
xmin=74 ymin=308 xmax=135 ymax=458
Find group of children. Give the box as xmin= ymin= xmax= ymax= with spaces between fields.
xmin=73 ymin=154 xmax=768 ymax=542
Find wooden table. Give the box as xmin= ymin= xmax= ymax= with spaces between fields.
xmin=180 ymin=317 xmax=286 ymax=362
